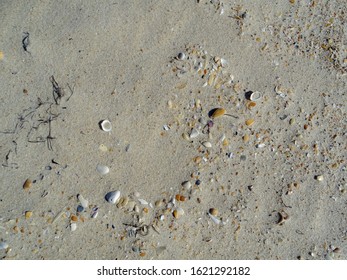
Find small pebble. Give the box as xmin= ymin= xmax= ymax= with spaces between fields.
xmin=195 ymin=179 xmax=201 ymax=185
xmin=245 ymin=119 xmax=255 ymax=126
xmin=77 ymin=205 xmax=85 ymax=213
xmin=77 ymin=194 xmax=89 ymax=208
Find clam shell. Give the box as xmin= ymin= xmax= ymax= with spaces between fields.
xmin=211 ymin=108 xmax=226 ymax=118
xmin=96 ymin=164 xmax=109 ymax=175
xmin=100 ymin=120 xmax=112 ymax=132
xmin=250 ymin=91 xmax=262 ymax=101
xmin=105 ymin=190 xmax=121 ymax=204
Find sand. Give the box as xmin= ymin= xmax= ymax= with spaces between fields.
xmin=0 ymin=0 xmax=346 ymax=260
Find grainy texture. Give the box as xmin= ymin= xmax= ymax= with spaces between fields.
xmin=0 ymin=0 xmax=346 ymax=260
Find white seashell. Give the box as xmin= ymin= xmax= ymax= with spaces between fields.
xmin=138 ymin=198 xmax=148 ymax=205
xmin=77 ymin=194 xmax=89 ymax=208
xmin=70 ymin=223 xmax=77 ymax=232
xmin=100 ymin=120 xmax=112 ymax=132
xmin=0 ymin=241 xmax=9 ymax=250
xmin=208 ymin=213 xmax=221 ymax=225
xmin=202 ymin=141 xmax=212 ymax=148
xmin=220 ymin=58 xmax=227 ymax=67
xmin=250 ymin=91 xmax=262 ymax=101
xmin=182 ymin=181 xmax=192 ymax=190
xmin=105 ymin=190 xmax=121 ymax=204
xmin=96 ymin=164 xmax=109 ymax=175
xmin=190 ymin=128 xmax=199 ymax=138
xmin=256 ymin=143 xmax=266 ymax=148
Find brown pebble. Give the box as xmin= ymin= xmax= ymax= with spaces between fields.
xmin=23 ymin=179 xmax=32 ymax=190
xmin=243 ymin=134 xmax=250 ymax=142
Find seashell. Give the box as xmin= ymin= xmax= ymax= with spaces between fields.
xmin=25 ymin=211 xmax=33 ymax=219
xmin=245 ymin=119 xmax=255 ymax=126
xmin=77 ymin=194 xmax=89 ymax=208
xmin=189 ymin=128 xmax=199 ymax=138
xmin=256 ymin=143 xmax=266 ymax=148
xmin=70 ymin=215 xmax=78 ymax=222
xmin=173 ymin=207 xmax=184 ymax=219
xmin=117 ymin=196 xmax=129 ymax=208
xmin=245 ymin=91 xmax=262 ymax=101
xmin=182 ymin=132 xmax=190 ymax=141
xmin=23 ymin=179 xmax=32 ymax=190
xmin=138 ymin=198 xmax=148 ymax=205
xmin=315 ymin=175 xmax=324 ymax=181
xmin=243 ymin=134 xmax=250 ymax=142
xmin=90 ymin=206 xmax=99 ymax=218
xmin=96 ymin=164 xmax=109 ymax=175
xmin=99 ymin=119 xmax=112 ymax=132
xmin=105 ymin=190 xmax=120 ymax=204
xmin=202 ymin=141 xmax=212 ymax=148
xmin=99 ymin=144 xmax=108 ymax=152
xmin=177 ymin=52 xmax=186 ymax=60
xmin=210 ymin=108 xmax=226 ymax=118
xmin=208 ymin=213 xmax=221 ymax=225
xmin=70 ymin=223 xmax=77 ymax=232
xmin=0 ymin=241 xmax=9 ymax=250
xmin=209 ymin=208 xmax=218 ymax=216
xmin=182 ymin=181 xmax=192 ymax=190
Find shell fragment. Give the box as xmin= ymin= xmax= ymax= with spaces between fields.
xmin=96 ymin=164 xmax=109 ymax=175
xmin=100 ymin=120 xmax=112 ymax=132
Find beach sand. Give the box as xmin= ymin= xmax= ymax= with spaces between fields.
xmin=0 ymin=0 xmax=346 ymax=260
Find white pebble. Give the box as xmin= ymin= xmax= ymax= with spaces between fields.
xmin=70 ymin=223 xmax=77 ymax=232
xmin=77 ymin=194 xmax=89 ymax=208
xmin=190 ymin=128 xmax=199 ymax=138
xmin=202 ymin=141 xmax=212 ymax=148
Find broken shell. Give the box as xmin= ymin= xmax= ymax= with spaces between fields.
xmin=189 ymin=128 xmax=199 ymax=138
xmin=211 ymin=108 xmax=226 ymax=118
xmin=105 ymin=190 xmax=121 ymax=204
xmin=77 ymin=194 xmax=89 ymax=208
xmin=202 ymin=141 xmax=212 ymax=148
xmin=23 ymin=179 xmax=32 ymax=190
xmin=99 ymin=120 xmax=112 ymax=132
xmin=90 ymin=206 xmax=99 ymax=218
xmin=245 ymin=119 xmax=255 ymax=126
xmin=209 ymin=208 xmax=218 ymax=216
xmin=96 ymin=164 xmax=109 ymax=175
xmin=25 ymin=211 xmax=33 ymax=219
xmin=182 ymin=181 xmax=192 ymax=190
xmin=277 ymin=211 xmax=289 ymax=225
xmin=70 ymin=223 xmax=77 ymax=232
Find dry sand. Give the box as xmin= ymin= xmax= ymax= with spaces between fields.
xmin=0 ymin=0 xmax=346 ymax=260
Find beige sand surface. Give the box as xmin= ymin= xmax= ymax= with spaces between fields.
xmin=0 ymin=0 xmax=346 ymax=260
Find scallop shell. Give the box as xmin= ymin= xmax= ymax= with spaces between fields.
xmin=100 ymin=120 xmax=112 ymax=132
xmin=96 ymin=164 xmax=109 ymax=175
xmin=105 ymin=190 xmax=121 ymax=204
